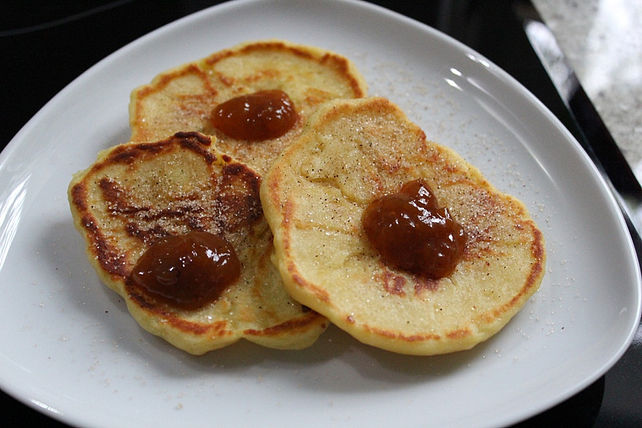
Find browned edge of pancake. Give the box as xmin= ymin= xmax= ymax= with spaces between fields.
xmin=202 ymin=39 xmax=367 ymax=98
xmin=128 ymin=39 xmax=368 ymax=145
xmin=69 ymin=132 xmax=218 ymax=290
xmin=261 ymin=97 xmax=546 ymax=355
xmin=69 ymin=131 xmax=328 ymax=353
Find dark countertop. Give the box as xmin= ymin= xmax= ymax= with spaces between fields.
xmin=2 ymin=1 xmax=640 ymax=426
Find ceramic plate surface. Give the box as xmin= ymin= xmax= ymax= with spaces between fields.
xmin=0 ymin=0 xmax=639 ymax=426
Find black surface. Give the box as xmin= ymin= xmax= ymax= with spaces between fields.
xmin=2 ymin=1 xmax=640 ymax=426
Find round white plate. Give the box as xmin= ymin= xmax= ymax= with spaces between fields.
xmin=0 ymin=0 xmax=639 ymax=426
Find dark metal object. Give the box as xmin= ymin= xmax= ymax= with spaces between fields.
xmin=513 ymin=0 xmax=642 ymax=248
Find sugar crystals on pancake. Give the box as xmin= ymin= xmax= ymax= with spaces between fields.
xmin=69 ymin=132 xmax=328 ymax=354
xmin=129 ymin=39 xmax=368 ymax=174
xmin=261 ymin=97 xmax=545 ymax=356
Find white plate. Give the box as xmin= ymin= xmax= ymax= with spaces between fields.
xmin=1 ymin=0 xmax=640 ymax=426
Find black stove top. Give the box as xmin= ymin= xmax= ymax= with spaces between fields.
xmin=3 ymin=1 xmax=640 ymax=426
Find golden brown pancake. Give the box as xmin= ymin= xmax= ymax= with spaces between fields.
xmin=261 ymin=97 xmax=546 ymax=356
xmin=69 ymin=132 xmax=327 ymax=354
xmin=129 ymin=39 xmax=367 ymax=174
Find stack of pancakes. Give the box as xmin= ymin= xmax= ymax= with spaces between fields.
xmin=69 ymin=40 xmax=545 ymax=356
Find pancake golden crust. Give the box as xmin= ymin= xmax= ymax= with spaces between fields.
xmin=129 ymin=39 xmax=367 ymax=174
xmin=69 ymin=132 xmax=327 ymax=354
xmin=261 ymin=97 xmax=546 ymax=356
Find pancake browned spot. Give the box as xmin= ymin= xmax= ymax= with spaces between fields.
xmin=69 ymin=132 xmax=327 ymax=354
xmin=261 ymin=97 xmax=546 ymax=356
xmin=129 ymin=39 xmax=367 ymax=174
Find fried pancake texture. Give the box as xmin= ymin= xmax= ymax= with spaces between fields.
xmin=68 ymin=132 xmax=327 ymax=355
xmin=261 ymin=97 xmax=545 ymax=356
xmin=129 ymin=39 xmax=367 ymax=174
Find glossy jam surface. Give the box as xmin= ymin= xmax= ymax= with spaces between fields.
xmin=211 ymin=89 xmax=298 ymax=141
xmin=129 ymin=231 xmax=241 ymax=309
xmin=362 ymin=180 xmax=466 ymax=279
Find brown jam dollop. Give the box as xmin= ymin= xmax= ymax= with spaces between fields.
xmin=211 ymin=89 xmax=298 ymax=141
xmin=129 ymin=231 xmax=241 ymax=309
xmin=362 ymin=179 xmax=466 ymax=279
